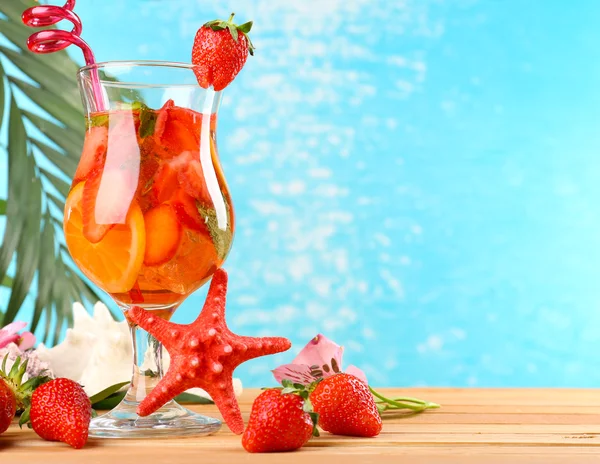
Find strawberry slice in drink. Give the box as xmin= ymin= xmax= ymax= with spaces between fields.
xmin=73 ymin=125 xmax=108 ymax=184
xmin=81 ymin=170 xmax=111 ymax=243
xmin=153 ymin=100 xmax=199 ymax=158
xmin=151 ymin=151 xmax=195 ymax=204
xmin=177 ymin=159 xmax=211 ymax=205
xmin=82 ymin=168 xmax=138 ymax=243
xmin=168 ymin=105 xmax=217 ymax=134
xmin=171 ymin=189 xmax=209 ymax=234
xmin=81 ymin=107 xmax=144 ymax=243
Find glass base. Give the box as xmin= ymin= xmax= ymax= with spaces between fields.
xmin=89 ymin=398 xmax=221 ymax=439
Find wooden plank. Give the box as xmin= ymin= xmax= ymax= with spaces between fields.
xmin=382 ymin=412 xmax=600 ymax=424
xmin=3 ymin=388 xmax=600 ymax=463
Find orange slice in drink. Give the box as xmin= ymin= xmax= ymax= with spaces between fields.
xmin=64 ymin=182 xmax=146 ymax=294
xmin=143 ymin=204 xmax=182 ymax=266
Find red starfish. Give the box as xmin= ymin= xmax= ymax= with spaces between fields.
xmin=128 ymin=268 xmax=291 ymax=434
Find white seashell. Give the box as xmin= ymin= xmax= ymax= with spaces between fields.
xmin=36 ymin=302 xmax=132 ymax=396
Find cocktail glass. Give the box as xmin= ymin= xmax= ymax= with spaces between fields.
xmin=64 ymin=61 xmax=234 ymax=438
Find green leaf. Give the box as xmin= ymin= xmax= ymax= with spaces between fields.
xmin=0 ymin=96 xmax=28 ymax=319
xmin=50 ymin=258 xmax=70 ymax=345
xmin=303 ymin=398 xmax=313 ymax=412
xmin=1 ymin=3 xmax=81 ymax=79
xmin=0 ymin=0 xmax=32 ymax=24
xmin=0 ymin=199 xmax=6 ymax=215
xmin=0 ymin=60 xmax=5 ymax=132
xmin=18 ymin=406 xmax=30 ymax=427
xmin=204 ymin=20 xmax=222 ymax=27
xmin=174 ymin=392 xmax=214 ymax=405
xmin=1 ymin=275 xmax=13 ymax=287
xmin=309 ymin=412 xmax=320 ymax=437
xmin=46 ymin=191 xmax=66 ymax=212
xmin=91 ymin=392 xmax=126 ymax=411
xmin=3 ymin=158 xmax=42 ymax=323
xmin=23 ymin=110 xmax=83 ymax=159
xmin=89 ymin=381 xmax=130 ymax=405
xmin=89 ymin=113 xmax=109 ymax=128
xmin=31 ymin=216 xmax=56 ymax=333
xmin=0 ymin=18 xmax=33 ymax=54
xmin=138 ymin=104 xmax=158 ymax=138
xmin=237 ymin=21 xmax=253 ymax=33
xmin=68 ymin=271 xmax=107 ymax=310
xmin=197 ymin=201 xmax=234 ymax=261
xmin=7 ymin=355 xmax=22 ymax=378
xmin=0 ymin=46 xmax=79 ymax=109
xmin=40 ymin=167 xmax=71 ymax=199
xmin=32 ymin=140 xmax=78 ymax=178
xmin=208 ymin=22 xmax=227 ymax=31
xmin=227 ymin=24 xmax=239 ymax=42
xmin=9 ymin=76 xmax=83 ymax=131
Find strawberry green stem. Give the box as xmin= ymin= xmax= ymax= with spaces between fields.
xmin=369 ymin=386 xmax=440 ymax=413
xmin=227 ymin=13 xmax=235 ymax=23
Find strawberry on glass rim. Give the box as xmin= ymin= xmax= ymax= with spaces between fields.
xmin=192 ymin=13 xmax=255 ymax=91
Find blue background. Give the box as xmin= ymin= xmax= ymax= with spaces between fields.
xmin=7 ymin=0 xmax=600 ymax=387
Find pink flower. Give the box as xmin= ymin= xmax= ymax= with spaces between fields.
xmin=0 ymin=321 xmax=36 ymax=350
xmin=272 ymin=334 xmax=368 ymax=386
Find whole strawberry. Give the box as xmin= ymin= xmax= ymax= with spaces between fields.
xmin=310 ymin=373 xmax=382 ymax=437
xmin=29 ymin=378 xmax=92 ymax=449
xmin=0 ymin=356 xmax=50 ymax=435
xmin=242 ymin=386 xmax=317 ymax=453
xmin=0 ymin=379 xmax=15 ymax=434
xmin=192 ymin=13 xmax=254 ymax=91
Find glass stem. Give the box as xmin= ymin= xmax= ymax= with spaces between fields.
xmin=125 ymin=323 xmax=164 ymax=404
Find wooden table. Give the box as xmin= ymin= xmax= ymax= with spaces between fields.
xmin=2 ymin=388 xmax=600 ymax=463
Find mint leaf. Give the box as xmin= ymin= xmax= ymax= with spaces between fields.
xmin=138 ymin=104 xmax=158 ymax=139
xmin=88 ymin=113 xmax=109 ymax=128
xmin=197 ymin=200 xmax=233 ymax=261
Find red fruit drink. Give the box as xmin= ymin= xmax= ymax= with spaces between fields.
xmin=64 ymin=100 xmax=234 ymax=312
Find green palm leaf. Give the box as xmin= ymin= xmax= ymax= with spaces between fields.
xmin=0 ymin=0 xmax=110 ymax=342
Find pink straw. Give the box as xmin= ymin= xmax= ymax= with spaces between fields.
xmin=22 ymin=0 xmax=105 ymax=111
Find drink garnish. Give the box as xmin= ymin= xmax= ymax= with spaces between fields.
xmin=192 ymin=13 xmax=255 ymax=91
xmin=128 ymin=268 xmax=291 ymax=434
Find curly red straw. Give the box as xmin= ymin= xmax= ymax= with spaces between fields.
xmin=22 ymin=0 xmax=105 ymax=110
